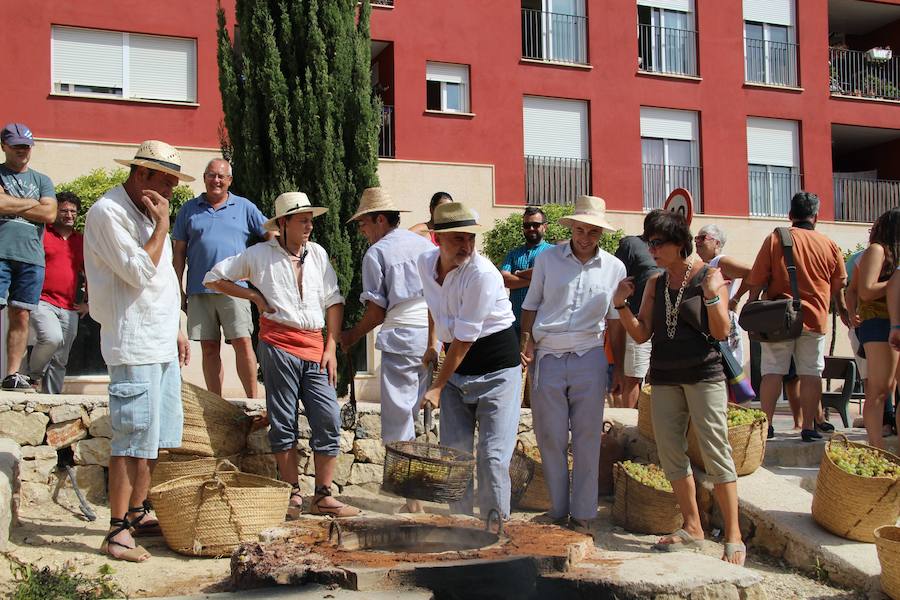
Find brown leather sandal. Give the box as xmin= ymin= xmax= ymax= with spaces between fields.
xmin=100 ymin=518 xmax=150 ymax=562
xmin=309 ymin=485 xmax=360 ymax=518
xmin=286 ymin=484 xmax=303 ymax=520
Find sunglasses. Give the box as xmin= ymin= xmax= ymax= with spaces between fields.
xmin=694 ymin=234 xmax=714 ymax=242
xmin=523 ymin=222 xmax=545 ymax=229
xmin=646 ymin=238 xmax=671 ymax=249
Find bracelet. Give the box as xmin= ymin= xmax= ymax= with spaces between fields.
xmin=703 ymin=296 xmax=721 ymax=306
xmin=614 ymin=304 xmax=628 ymax=310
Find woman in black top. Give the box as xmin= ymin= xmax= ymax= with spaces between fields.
xmin=613 ymin=209 xmax=745 ymax=566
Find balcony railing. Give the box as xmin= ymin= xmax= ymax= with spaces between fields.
xmin=833 ymin=175 xmax=900 ymax=223
xmin=744 ymin=38 xmax=798 ymax=87
xmin=748 ymin=170 xmax=802 ymax=217
xmin=378 ymin=105 xmax=394 ymax=158
xmin=830 ymin=47 xmax=900 ymax=101
xmin=642 ymin=164 xmax=701 ymax=211
xmin=524 ymin=155 xmax=591 ymax=205
xmin=638 ymin=24 xmax=698 ymax=77
xmin=521 ymin=8 xmax=588 ymax=65
xmin=372 ymin=0 xmax=394 ymax=5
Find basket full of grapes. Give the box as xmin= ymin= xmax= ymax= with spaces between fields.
xmin=612 ymin=461 xmax=682 ymax=535
xmin=811 ymin=433 xmax=900 ymax=543
xmin=686 ymin=404 xmax=768 ymax=476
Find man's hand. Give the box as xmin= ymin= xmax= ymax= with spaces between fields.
xmin=613 ymin=277 xmax=635 ymax=306
xmin=141 ymin=189 xmax=171 ymax=228
xmin=76 ymin=302 xmax=89 ymax=318
xmin=611 ymin=367 xmax=624 ymax=396
xmin=515 ymin=268 xmax=534 ymax=281
xmin=420 ymin=386 xmax=442 ymax=410
xmin=177 ymin=331 xmax=191 ymax=367
xmin=321 ymin=348 xmax=338 ymax=388
xmin=422 ymin=346 xmax=438 ymax=369
xmin=251 ymin=290 xmax=275 ymax=314
xmin=339 ymin=329 xmax=357 ymax=355
xmin=702 ymin=266 xmax=727 ymax=298
xmin=520 ymin=335 xmax=535 ymax=369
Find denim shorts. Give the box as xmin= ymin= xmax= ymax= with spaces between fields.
xmin=0 ymin=259 xmax=44 ymax=310
xmin=857 ymin=318 xmax=890 ymax=345
xmin=107 ymin=360 xmax=183 ymax=459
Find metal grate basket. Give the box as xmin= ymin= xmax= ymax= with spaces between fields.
xmin=382 ymin=440 xmax=475 ymax=503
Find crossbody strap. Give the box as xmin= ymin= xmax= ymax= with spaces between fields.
xmin=776 ymin=227 xmax=801 ymax=309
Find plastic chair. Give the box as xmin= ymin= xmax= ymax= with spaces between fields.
xmin=821 ymin=356 xmax=863 ymax=428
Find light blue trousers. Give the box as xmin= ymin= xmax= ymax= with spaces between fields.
xmin=28 ymin=301 xmax=79 ymax=394
xmin=439 ymin=365 xmax=521 ymax=518
xmin=380 ymin=351 xmax=431 ymax=444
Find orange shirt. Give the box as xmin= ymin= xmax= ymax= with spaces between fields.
xmin=746 ymin=226 xmax=847 ymax=334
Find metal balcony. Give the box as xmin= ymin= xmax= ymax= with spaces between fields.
xmin=748 ymin=170 xmax=803 ymax=217
xmin=833 ymin=175 xmax=900 ymax=223
xmin=521 ymin=8 xmax=588 ymax=65
xmin=642 ymin=163 xmax=701 ymax=211
xmin=638 ymin=24 xmax=698 ymax=77
xmin=524 ymin=155 xmax=591 ymax=205
xmin=745 ymin=38 xmax=799 ymax=87
xmin=830 ymin=47 xmax=900 ymax=101
xmin=378 ymin=105 xmax=394 ymax=158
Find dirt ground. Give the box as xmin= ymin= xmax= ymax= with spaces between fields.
xmin=0 ymin=497 xmax=871 ymax=599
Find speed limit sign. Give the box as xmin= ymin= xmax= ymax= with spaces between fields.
xmin=663 ymin=188 xmax=694 ymax=226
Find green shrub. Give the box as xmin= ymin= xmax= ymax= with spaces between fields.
xmin=10 ymin=561 xmax=123 ymax=600
xmin=56 ymin=168 xmax=194 ymax=232
xmin=482 ymin=204 xmax=624 ymax=265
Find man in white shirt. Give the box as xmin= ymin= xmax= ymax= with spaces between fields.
xmin=84 ymin=140 xmax=192 ymax=562
xmin=340 ymin=188 xmax=435 ymax=513
xmin=417 ymin=202 xmax=522 ymax=519
xmin=521 ymin=195 xmax=626 ymax=533
xmin=204 ymin=192 xmax=359 ymax=519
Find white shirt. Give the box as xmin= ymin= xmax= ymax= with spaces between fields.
xmin=203 ymin=239 xmax=343 ymax=331
xmin=522 ymin=242 xmax=626 ymax=354
xmin=417 ymin=248 xmax=514 ymax=344
xmin=84 ymin=185 xmax=180 ymax=366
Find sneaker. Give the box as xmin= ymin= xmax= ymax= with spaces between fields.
xmin=815 ymin=420 xmax=835 ymax=433
xmin=1 ymin=373 xmax=36 ymax=393
xmin=801 ymin=428 xmax=822 ymax=443
xmin=767 ymin=425 xmax=775 ymax=439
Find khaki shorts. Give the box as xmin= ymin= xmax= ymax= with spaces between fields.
xmin=760 ymin=330 xmax=826 ymax=377
xmin=624 ymin=334 xmax=651 ymax=379
xmin=186 ymin=294 xmax=253 ymax=341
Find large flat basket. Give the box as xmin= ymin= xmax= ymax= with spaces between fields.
xmin=382 ymin=440 xmax=475 ymax=503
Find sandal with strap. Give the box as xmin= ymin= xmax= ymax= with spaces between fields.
xmin=309 ymin=485 xmax=360 ymax=518
xmin=652 ymin=528 xmax=701 ymax=552
xmin=723 ymin=541 xmax=747 ymax=566
xmin=127 ymin=501 xmax=162 ymax=537
xmin=286 ymin=484 xmax=303 ymax=521
xmin=100 ymin=518 xmax=150 ymax=562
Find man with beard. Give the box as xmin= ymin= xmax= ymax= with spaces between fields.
xmin=500 ymin=207 xmax=553 ymax=334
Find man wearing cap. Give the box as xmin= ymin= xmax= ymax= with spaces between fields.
xmin=520 ymin=195 xmax=626 ymax=533
xmin=173 ymin=158 xmax=270 ymax=398
xmin=417 ymin=202 xmax=522 ymax=519
xmin=204 ymin=192 xmax=360 ymax=519
xmin=84 ymin=140 xmax=192 ymax=562
xmin=340 ymin=187 xmax=435 ymax=513
xmin=0 ymin=123 xmax=57 ymax=392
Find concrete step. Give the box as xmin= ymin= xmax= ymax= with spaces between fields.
xmin=763 ymin=428 xmax=898 ymax=468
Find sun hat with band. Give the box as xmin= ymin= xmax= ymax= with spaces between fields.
xmin=114 ymin=140 xmax=195 ymax=182
xmin=558 ymin=195 xmax=615 ymax=231
xmin=347 ymin=187 xmax=410 ymax=223
xmin=263 ymin=191 xmax=328 ymax=232
xmin=428 ymin=202 xmax=486 ymax=235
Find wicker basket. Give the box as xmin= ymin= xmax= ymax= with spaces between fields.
xmin=612 ymin=462 xmax=682 ymax=534
xmin=637 ymin=385 xmax=654 ymax=441
xmin=811 ymin=433 xmax=900 ymax=543
xmin=509 ymin=440 xmax=537 ymax=508
xmin=149 ymin=468 xmax=291 ymax=557
xmin=382 ymin=440 xmax=475 ymax=503
xmin=514 ymin=445 xmax=574 ymax=512
xmin=173 ymin=382 xmax=251 ymax=457
xmin=875 ymin=526 xmax=900 ymax=599
xmin=686 ymin=404 xmax=767 ymax=476
xmin=150 ymin=455 xmax=239 ymax=489
xmin=598 ymin=421 xmax=624 ymax=497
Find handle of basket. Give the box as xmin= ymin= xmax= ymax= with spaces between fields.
xmin=602 ymin=421 xmax=613 ymax=435
xmin=485 ymin=508 xmax=504 ymax=536
xmin=515 ymin=439 xmax=525 ymax=453
xmin=830 ymin=432 xmax=849 ymax=446
xmin=214 ymin=460 xmax=237 ymax=473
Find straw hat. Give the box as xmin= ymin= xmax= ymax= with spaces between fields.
xmin=429 ymin=202 xmax=486 ymax=234
xmin=558 ymin=195 xmax=615 ymax=230
xmin=263 ymin=192 xmax=328 ymax=232
xmin=114 ymin=140 xmax=195 ymax=182
xmin=347 ymin=187 xmax=410 ymax=223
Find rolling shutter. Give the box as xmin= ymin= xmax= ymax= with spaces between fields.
xmin=638 ymin=0 xmax=694 ymax=13
xmin=52 ymin=26 xmax=123 ymax=89
xmin=426 ymin=62 xmax=467 ymax=84
xmin=743 ymin=0 xmax=794 ymax=26
xmin=746 ymin=117 xmax=799 ymax=167
xmin=640 ymin=107 xmax=697 ymax=141
xmin=128 ymin=33 xmax=197 ymax=103
xmin=523 ymin=96 xmax=589 ymax=159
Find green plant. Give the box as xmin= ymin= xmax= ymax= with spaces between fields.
xmin=56 ymin=168 xmax=194 ymax=232
xmin=811 ymin=557 xmax=830 ymax=584
xmin=10 ymin=560 xmax=124 ymax=600
xmin=482 ymin=204 xmax=624 ymax=265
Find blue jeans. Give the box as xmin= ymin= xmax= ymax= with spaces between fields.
xmin=0 ymin=260 xmax=44 ymax=310
xmin=439 ymin=365 xmax=521 ymax=518
xmin=108 ymin=360 xmax=183 ymax=459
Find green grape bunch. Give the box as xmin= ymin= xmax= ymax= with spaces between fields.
xmin=727 ymin=407 xmax=767 ymax=427
xmin=620 ymin=460 xmax=673 ymax=492
xmin=827 ymin=445 xmax=900 ymax=479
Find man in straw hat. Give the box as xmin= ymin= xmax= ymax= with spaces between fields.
xmin=416 ymin=202 xmax=522 ymax=519
xmin=84 ymin=140 xmax=193 ymax=561
xmin=204 ymin=192 xmax=360 ymax=519
xmin=340 ymin=187 xmax=435 ymax=513
xmin=520 ymin=195 xmax=626 ymax=534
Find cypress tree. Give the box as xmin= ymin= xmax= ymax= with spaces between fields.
xmin=217 ymin=0 xmax=380 ymax=392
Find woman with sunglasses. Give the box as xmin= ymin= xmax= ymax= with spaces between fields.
xmin=613 ymin=209 xmax=744 ymax=566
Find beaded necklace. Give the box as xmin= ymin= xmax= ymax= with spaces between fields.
xmin=664 ymin=258 xmax=695 ymax=340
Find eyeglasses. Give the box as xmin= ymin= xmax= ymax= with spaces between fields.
xmin=646 ymin=238 xmax=671 ymax=249
xmin=694 ymin=234 xmax=715 ymax=242
xmin=203 ymin=173 xmax=230 ymax=180
xmin=522 ymin=222 xmax=545 ymax=229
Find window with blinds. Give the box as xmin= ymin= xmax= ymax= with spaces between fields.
xmin=51 ymin=26 xmax=197 ymax=103
xmin=425 ymin=62 xmax=470 ymax=113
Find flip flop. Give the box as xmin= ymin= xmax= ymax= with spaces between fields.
xmin=723 ymin=542 xmax=747 ymax=566
xmin=652 ymin=528 xmax=700 ymax=552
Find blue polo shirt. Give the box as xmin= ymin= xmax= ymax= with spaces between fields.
xmin=173 ymin=192 xmax=267 ymax=295
xmin=500 ymin=240 xmax=552 ymax=329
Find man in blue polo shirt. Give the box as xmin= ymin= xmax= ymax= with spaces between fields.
xmin=500 ymin=206 xmax=553 ymax=335
xmin=173 ymin=158 xmax=270 ymax=397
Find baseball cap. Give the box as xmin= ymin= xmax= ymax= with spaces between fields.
xmin=1 ymin=123 xmax=35 ymax=147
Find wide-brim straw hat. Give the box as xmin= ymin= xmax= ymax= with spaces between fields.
xmin=347 ymin=187 xmax=410 ymax=223
xmin=558 ymin=195 xmax=615 ymax=231
xmin=263 ymin=192 xmax=328 ymax=232
xmin=114 ymin=140 xmax=195 ymax=182
xmin=428 ymin=202 xmax=486 ymax=234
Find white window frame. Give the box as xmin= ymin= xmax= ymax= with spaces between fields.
xmin=51 ymin=25 xmax=198 ymax=104
xmin=425 ymin=62 xmax=470 ymax=113
xmin=640 ymin=107 xmax=700 ymax=210
xmin=746 ymin=117 xmax=801 ymax=216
